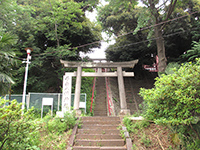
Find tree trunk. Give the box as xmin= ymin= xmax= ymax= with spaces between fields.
xmin=154 ymin=25 xmax=167 ymax=73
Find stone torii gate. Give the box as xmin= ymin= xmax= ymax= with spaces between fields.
xmin=59 ymin=59 xmax=138 ymax=116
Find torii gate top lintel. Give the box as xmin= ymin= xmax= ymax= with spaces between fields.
xmin=60 ymin=59 xmax=139 ymax=68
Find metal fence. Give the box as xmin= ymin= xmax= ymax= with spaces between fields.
xmin=4 ymin=93 xmax=86 ymax=112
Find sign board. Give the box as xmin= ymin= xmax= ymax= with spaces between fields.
xmin=41 ymin=97 xmax=53 ymax=118
xmin=42 ymin=98 xmax=53 ymax=105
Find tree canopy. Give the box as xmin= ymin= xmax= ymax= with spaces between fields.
xmin=98 ymin=0 xmax=200 ymax=73
xmin=0 ymin=0 xmax=102 ymax=94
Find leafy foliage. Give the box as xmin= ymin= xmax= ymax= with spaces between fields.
xmin=0 ymin=32 xmax=18 ymax=95
xmin=139 ymin=59 xmax=200 ymax=148
xmin=98 ymin=1 xmax=157 ymax=74
xmin=99 ymin=0 xmax=200 ymax=73
xmin=0 ymin=98 xmax=40 ymax=150
xmin=38 ymin=111 xmax=77 ymax=149
xmin=140 ymin=59 xmax=200 ymax=125
xmin=123 ymin=116 xmax=150 ymax=134
xmin=0 ymin=98 xmax=78 ymax=150
xmin=0 ymin=0 xmax=102 ymax=93
xmin=181 ymin=40 xmax=200 ymax=61
xmin=45 ymin=111 xmax=76 ymax=134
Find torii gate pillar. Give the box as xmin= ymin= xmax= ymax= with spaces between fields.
xmin=117 ymin=66 xmax=130 ymax=115
xmin=74 ymin=66 xmax=82 ymax=115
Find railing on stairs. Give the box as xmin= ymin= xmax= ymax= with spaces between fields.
xmin=105 ymin=76 xmax=114 ymax=116
xmin=90 ymin=68 xmax=114 ymax=116
xmin=90 ymin=77 xmax=96 ymax=113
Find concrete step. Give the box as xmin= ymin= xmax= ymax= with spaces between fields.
xmin=94 ymin=106 xmax=107 ymax=108
xmin=73 ymin=146 xmax=127 ymax=150
xmin=95 ymin=102 xmax=107 ymax=104
xmin=93 ymin=113 xmax=107 ymax=116
xmin=81 ymin=117 xmax=119 ymax=121
xmin=81 ymin=125 xmax=118 ymax=130
xmin=94 ymin=77 xmax=107 ymax=116
xmin=74 ymin=139 xmax=125 ymax=147
xmin=81 ymin=120 xmax=120 ymax=125
xmin=77 ymin=129 xmax=120 ymax=135
xmin=76 ymin=134 xmax=122 ymax=140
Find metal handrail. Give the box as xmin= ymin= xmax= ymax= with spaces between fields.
xmin=105 ymin=77 xmax=113 ymax=116
xmin=90 ymin=77 xmax=96 ymax=112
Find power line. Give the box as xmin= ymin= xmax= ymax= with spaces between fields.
xmin=69 ymin=11 xmax=199 ymax=50
xmin=106 ymin=27 xmax=199 ymax=50
xmin=24 ymin=10 xmax=199 ymax=58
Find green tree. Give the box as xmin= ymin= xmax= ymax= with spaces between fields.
xmin=0 ymin=32 xmax=18 ymax=95
xmin=181 ymin=40 xmax=200 ymax=61
xmin=99 ymin=0 xmax=200 ymax=73
xmin=98 ymin=1 xmax=157 ymax=72
xmin=2 ymin=0 xmax=102 ymax=93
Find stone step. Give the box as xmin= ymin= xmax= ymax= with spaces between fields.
xmin=94 ymin=77 xmax=107 ymax=117
xmin=94 ymin=109 xmax=107 ymax=112
xmin=74 ymin=139 xmax=125 ymax=147
xmin=94 ymin=105 xmax=107 ymax=109
xmin=93 ymin=113 xmax=107 ymax=116
xmin=127 ymin=103 xmax=138 ymax=110
xmin=77 ymin=129 xmax=120 ymax=135
xmin=82 ymin=116 xmax=119 ymax=121
xmin=93 ymin=111 xmax=107 ymax=116
xmin=72 ymin=146 xmax=127 ymax=150
xmin=75 ymin=134 xmax=122 ymax=140
xmin=93 ymin=110 xmax=107 ymax=112
xmin=81 ymin=125 xmax=118 ymax=130
xmin=81 ymin=120 xmax=120 ymax=125
xmin=95 ymin=102 xmax=107 ymax=104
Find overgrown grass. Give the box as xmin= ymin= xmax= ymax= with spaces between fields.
xmin=123 ymin=115 xmax=200 ymax=149
xmin=123 ymin=116 xmax=176 ymax=150
xmin=0 ymin=98 xmax=77 ymax=150
xmin=38 ymin=111 xmax=77 ymax=150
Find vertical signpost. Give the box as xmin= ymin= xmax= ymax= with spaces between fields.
xmin=62 ymin=73 xmax=72 ymax=113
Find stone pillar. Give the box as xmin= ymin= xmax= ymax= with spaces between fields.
xmin=97 ymin=68 xmax=102 ymax=73
xmin=74 ymin=66 xmax=82 ymax=115
xmin=117 ymin=67 xmax=130 ymax=115
xmin=62 ymin=74 xmax=72 ymax=113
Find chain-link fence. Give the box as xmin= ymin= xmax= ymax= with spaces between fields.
xmin=4 ymin=93 xmax=86 ymax=112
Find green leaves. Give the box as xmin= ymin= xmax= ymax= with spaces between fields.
xmin=0 ymin=33 xmax=18 ymax=95
xmin=45 ymin=111 xmax=76 ymax=134
xmin=0 ymin=98 xmax=40 ymax=150
xmin=2 ymin=0 xmax=102 ymax=93
xmin=181 ymin=40 xmax=200 ymax=61
xmin=140 ymin=59 xmax=200 ymax=126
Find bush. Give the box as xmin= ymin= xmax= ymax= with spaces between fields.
xmin=139 ymin=59 xmax=200 ymax=125
xmin=45 ymin=111 xmax=76 ymax=134
xmin=38 ymin=111 xmax=76 ymax=149
xmin=0 ymin=98 xmax=40 ymax=150
xmin=139 ymin=59 xmax=200 ymax=148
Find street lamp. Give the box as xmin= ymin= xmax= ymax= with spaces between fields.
xmin=22 ymin=47 xmax=33 ymax=115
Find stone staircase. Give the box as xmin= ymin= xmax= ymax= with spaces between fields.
xmin=124 ymin=78 xmax=139 ymax=114
xmin=72 ymin=116 xmax=127 ymax=150
xmin=93 ymin=77 xmax=107 ymax=116
xmin=124 ymin=77 xmax=155 ymax=114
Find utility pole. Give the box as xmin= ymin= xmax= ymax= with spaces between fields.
xmin=22 ymin=48 xmax=33 ymax=115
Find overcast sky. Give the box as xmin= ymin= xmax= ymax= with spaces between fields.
xmin=82 ymin=0 xmax=113 ymax=59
